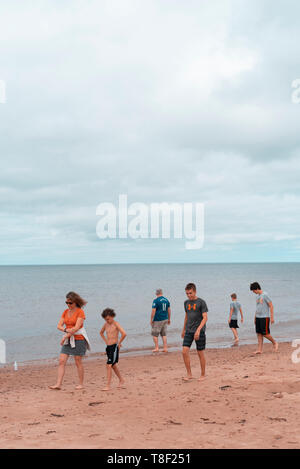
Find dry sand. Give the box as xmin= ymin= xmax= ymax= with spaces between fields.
xmin=0 ymin=342 xmax=300 ymax=449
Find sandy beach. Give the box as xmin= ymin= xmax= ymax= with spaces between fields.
xmin=0 ymin=341 xmax=299 ymax=449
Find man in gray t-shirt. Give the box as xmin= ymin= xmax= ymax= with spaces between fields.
xmin=250 ymin=282 xmax=278 ymax=354
xmin=182 ymin=283 xmax=208 ymax=382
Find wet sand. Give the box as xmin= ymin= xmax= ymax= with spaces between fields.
xmin=0 ymin=342 xmax=299 ymax=449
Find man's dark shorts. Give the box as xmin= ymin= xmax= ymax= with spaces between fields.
xmin=255 ymin=317 xmax=270 ymax=336
xmin=183 ymin=331 xmax=206 ymax=351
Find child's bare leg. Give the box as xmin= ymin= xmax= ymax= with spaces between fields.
xmin=232 ymin=328 xmax=239 ymax=342
xmin=74 ymin=356 xmax=84 ymax=389
xmin=265 ymin=334 xmax=278 ymax=351
xmin=182 ymin=346 xmax=193 ymax=380
xmin=49 ymin=354 xmax=68 ymax=389
xmin=254 ymin=334 xmax=263 ymax=354
xmin=102 ymin=364 xmax=112 ymax=391
xmin=113 ymin=364 xmax=125 ymax=387
xmin=197 ymin=350 xmax=206 ymax=381
xmin=152 ymin=336 xmax=159 ymax=352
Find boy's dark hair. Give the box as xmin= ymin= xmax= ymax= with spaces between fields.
xmin=250 ymin=282 xmax=261 ymax=291
xmin=231 ymin=293 xmax=237 ymax=299
xmin=101 ymin=308 xmax=116 ymax=318
xmin=185 ymin=283 xmax=196 ymax=292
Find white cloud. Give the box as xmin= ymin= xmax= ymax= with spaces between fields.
xmin=0 ymin=0 xmax=300 ymax=263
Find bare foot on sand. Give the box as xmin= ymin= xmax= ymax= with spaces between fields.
xmin=163 ymin=349 xmax=168 ymax=353
xmin=152 ymin=349 xmax=159 ymax=353
xmin=75 ymin=385 xmax=84 ymax=390
xmin=198 ymin=376 xmax=205 ymax=382
xmin=273 ymin=342 xmax=279 ymax=352
xmin=101 ymin=386 xmax=110 ymax=391
xmin=254 ymin=350 xmax=262 ymax=355
xmin=118 ymin=381 xmax=126 ymax=389
xmin=49 ymin=385 xmax=61 ymax=390
xmin=182 ymin=376 xmax=194 ymax=382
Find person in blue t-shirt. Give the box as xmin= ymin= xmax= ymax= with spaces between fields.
xmin=150 ymin=289 xmax=171 ymax=353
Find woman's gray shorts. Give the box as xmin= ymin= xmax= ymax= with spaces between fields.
xmin=152 ymin=320 xmax=168 ymax=337
xmin=60 ymin=339 xmax=87 ymax=356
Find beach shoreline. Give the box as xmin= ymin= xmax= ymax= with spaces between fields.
xmin=0 ymin=337 xmax=295 ymax=373
xmin=1 ymin=341 xmax=300 ymax=449
xmin=1 ymin=335 xmax=293 ymax=370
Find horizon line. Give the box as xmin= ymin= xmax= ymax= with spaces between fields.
xmin=0 ymin=261 xmax=299 ymax=267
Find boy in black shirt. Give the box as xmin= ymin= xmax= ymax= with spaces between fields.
xmin=181 ymin=283 xmax=208 ymax=381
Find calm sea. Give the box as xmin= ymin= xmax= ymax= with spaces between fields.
xmin=0 ymin=263 xmax=299 ymax=364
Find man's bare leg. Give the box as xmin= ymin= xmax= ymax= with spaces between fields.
xmin=102 ymin=364 xmax=112 ymax=391
xmin=74 ymin=356 xmax=84 ymax=389
xmin=197 ymin=350 xmax=206 ymax=381
xmin=113 ymin=364 xmax=125 ymax=388
xmin=152 ymin=336 xmax=159 ymax=352
xmin=49 ymin=354 xmax=69 ymax=390
xmin=265 ymin=334 xmax=278 ymax=351
xmin=254 ymin=334 xmax=263 ymax=354
xmin=182 ymin=346 xmax=193 ymax=380
xmin=162 ymin=335 xmax=168 ymax=352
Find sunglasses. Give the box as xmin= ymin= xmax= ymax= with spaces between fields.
xmin=65 ymin=301 xmax=74 ymax=305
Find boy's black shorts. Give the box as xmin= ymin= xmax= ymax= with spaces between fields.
xmin=183 ymin=331 xmax=206 ymax=351
xmin=255 ymin=317 xmax=270 ymax=336
xmin=229 ymin=320 xmax=239 ymax=329
xmin=106 ymin=343 xmax=119 ymax=366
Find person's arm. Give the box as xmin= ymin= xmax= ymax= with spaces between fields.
xmin=181 ymin=313 xmax=187 ymax=338
xmin=194 ymin=312 xmax=208 ymax=340
xmin=167 ymin=307 xmax=171 ymax=324
xmin=58 ymin=314 xmax=71 ymax=345
xmin=150 ymin=308 xmax=156 ymax=326
xmin=65 ymin=317 xmax=84 ymax=335
xmin=229 ymin=307 xmax=233 ymax=323
xmin=57 ymin=317 xmax=66 ymax=333
xmin=99 ymin=324 xmax=108 ymax=345
xmin=240 ymin=307 xmax=244 ymax=323
xmin=269 ymin=302 xmax=274 ymax=324
xmin=115 ymin=322 xmax=127 ymax=349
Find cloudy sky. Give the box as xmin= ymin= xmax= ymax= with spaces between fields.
xmin=0 ymin=0 xmax=300 ymax=265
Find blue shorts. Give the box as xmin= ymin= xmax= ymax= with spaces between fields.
xmin=183 ymin=331 xmax=206 ymax=351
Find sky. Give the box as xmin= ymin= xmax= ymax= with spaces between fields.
xmin=0 ymin=0 xmax=300 ymax=265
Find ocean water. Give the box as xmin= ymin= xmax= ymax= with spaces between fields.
xmin=0 ymin=263 xmax=299 ymax=364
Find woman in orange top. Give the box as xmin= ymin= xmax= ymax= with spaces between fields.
xmin=49 ymin=291 xmax=88 ymax=390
